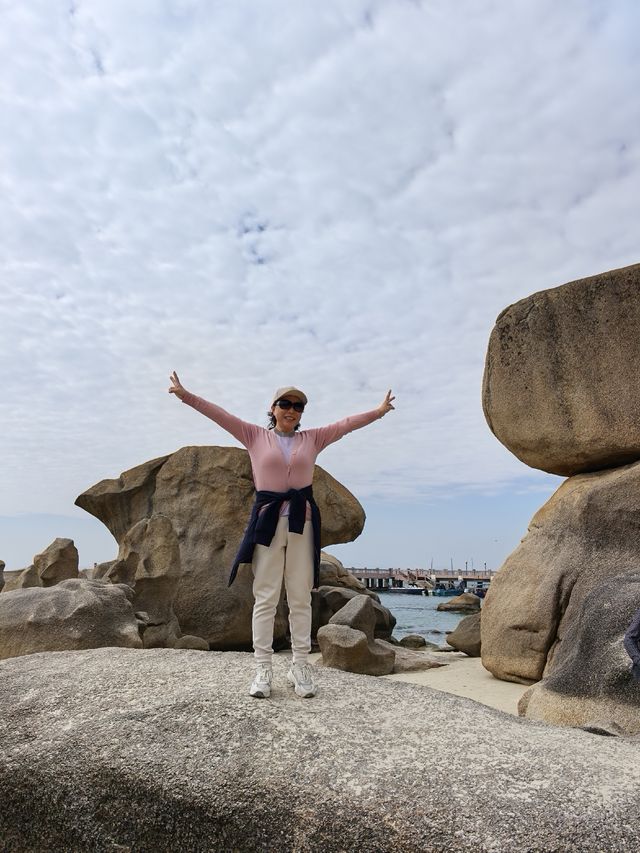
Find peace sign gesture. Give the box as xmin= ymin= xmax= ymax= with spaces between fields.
xmin=168 ymin=371 xmax=188 ymax=400
xmin=377 ymin=389 xmax=396 ymax=417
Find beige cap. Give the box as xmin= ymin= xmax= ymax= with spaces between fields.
xmin=272 ymin=386 xmax=308 ymax=405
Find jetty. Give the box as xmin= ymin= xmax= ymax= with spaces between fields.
xmin=345 ymin=567 xmax=495 ymax=593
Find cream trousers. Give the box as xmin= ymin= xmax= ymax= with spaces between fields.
xmin=252 ymin=516 xmax=314 ymax=666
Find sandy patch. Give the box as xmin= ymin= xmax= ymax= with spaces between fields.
xmin=309 ymin=650 xmax=531 ymax=715
xmin=383 ymin=652 xmax=531 ymax=715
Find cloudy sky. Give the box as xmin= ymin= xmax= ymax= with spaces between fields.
xmin=2 ymin=0 xmax=639 ymax=572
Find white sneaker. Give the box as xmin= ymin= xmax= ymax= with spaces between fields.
xmin=249 ymin=665 xmax=272 ymax=698
xmin=287 ymin=663 xmax=317 ymax=698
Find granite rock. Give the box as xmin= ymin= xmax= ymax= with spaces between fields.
xmin=318 ymin=551 xmax=376 ymax=597
xmin=327 ymin=593 xmax=377 ymax=640
xmin=317 ymin=623 xmax=396 ymax=676
xmin=0 ymin=579 xmax=142 ymax=660
xmin=311 ymin=585 xmax=395 ymax=642
xmin=104 ymin=514 xmax=182 ymax=648
xmin=398 ymin=634 xmax=428 ymax=649
xmin=2 ymin=538 xmax=79 ymax=592
xmin=76 ymin=447 xmax=365 ymax=649
xmin=446 ymin=613 xmax=481 ymax=657
xmin=1 ymin=647 xmax=640 ymax=852
xmin=519 ymin=573 xmax=640 ymax=735
xmin=482 ymin=262 xmax=640 ymax=476
xmin=482 ymin=461 xmax=640 ymax=684
xmin=436 ymin=592 xmax=481 ymax=613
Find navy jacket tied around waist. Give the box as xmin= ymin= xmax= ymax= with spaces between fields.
xmin=228 ymin=485 xmax=321 ymax=587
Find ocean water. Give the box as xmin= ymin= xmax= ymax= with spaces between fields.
xmin=378 ymin=592 xmax=469 ymax=644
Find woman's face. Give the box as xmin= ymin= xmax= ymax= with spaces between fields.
xmin=271 ymin=396 xmax=304 ymax=433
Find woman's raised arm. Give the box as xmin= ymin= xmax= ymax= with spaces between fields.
xmin=168 ymin=370 xmax=258 ymax=448
xmin=310 ymin=389 xmax=395 ymax=452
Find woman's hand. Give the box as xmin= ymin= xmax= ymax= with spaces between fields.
xmin=377 ymin=389 xmax=395 ymax=417
xmin=168 ymin=371 xmax=188 ymax=400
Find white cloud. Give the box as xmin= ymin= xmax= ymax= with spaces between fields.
xmin=1 ymin=0 xmax=639 ymax=532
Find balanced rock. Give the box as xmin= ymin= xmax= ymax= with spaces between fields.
xmin=318 ymin=595 xmax=396 ymax=675
xmin=0 ymin=579 xmax=141 ymax=660
xmin=436 ymin=592 xmax=481 ymax=613
xmin=311 ymin=585 xmax=395 ymax=642
xmin=446 ymin=612 xmax=481 ymax=657
xmin=482 ymin=460 xmax=640 ymax=684
xmin=483 ymin=262 xmax=640 ymax=476
xmin=104 ymin=514 xmax=181 ymax=648
xmin=76 ymin=447 xmax=365 ymax=649
xmin=2 ymin=538 xmax=79 ymax=592
xmin=519 ymin=574 xmax=640 ymax=735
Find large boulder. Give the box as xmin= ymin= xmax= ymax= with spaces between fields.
xmin=519 ymin=574 xmax=640 ymax=735
xmin=104 ymin=514 xmax=183 ymax=649
xmin=0 ymin=579 xmax=142 ymax=660
xmin=2 ymin=648 xmax=640 ymax=852
xmin=1 ymin=538 xmax=79 ymax=592
xmin=482 ymin=461 xmax=640 ymax=684
xmin=75 ymin=447 xmax=365 ymax=649
xmin=311 ymin=585 xmax=395 ymax=642
xmin=482 ymin=262 xmax=640 ymax=477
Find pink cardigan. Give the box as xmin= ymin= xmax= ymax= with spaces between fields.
xmin=182 ymin=392 xmax=381 ymax=491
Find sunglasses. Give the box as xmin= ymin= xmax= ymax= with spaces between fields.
xmin=275 ymin=399 xmax=305 ymax=413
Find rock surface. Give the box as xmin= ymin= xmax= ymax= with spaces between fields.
xmin=0 ymin=579 xmax=142 ymax=661
xmin=436 ymin=592 xmax=481 ymax=613
xmin=76 ymin=447 xmax=365 ymax=649
xmin=377 ymin=640 xmax=446 ymax=674
xmin=174 ymin=634 xmax=209 ymax=650
xmin=482 ymin=461 xmax=640 ymax=684
xmin=1 ymin=648 xmax=640 ymax=852
xmin=447 ymin=612 xmax=482 ymax=657
xmin=482 ymin=262 xmax=640 ymax=476
xmin=519 ymin=574 xmax=640 ymax=735
xmin=105 ymin=514 xmax=182 ymax=648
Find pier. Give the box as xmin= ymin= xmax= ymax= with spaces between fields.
xmin=345 ymin=567 xmax=495 ymax=592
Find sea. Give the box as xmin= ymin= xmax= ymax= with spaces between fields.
xmin=377 ymin=591 xmax=469 ymax=644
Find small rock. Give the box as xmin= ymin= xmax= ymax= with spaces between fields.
xmin=399 ymin=634 xmax=427 ymax=649
xmin=436 ymin=592 xmax=481 ymax=613
xmin=317 ymin=624 xmax=395 ymax=676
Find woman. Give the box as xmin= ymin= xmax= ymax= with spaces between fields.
xmin=169 ymin=371 xmax=395 ymax=699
